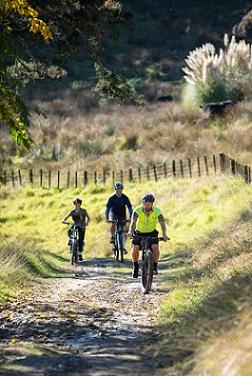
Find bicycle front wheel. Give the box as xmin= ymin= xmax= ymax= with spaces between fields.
xmin=71 ymin=241 xmax=79 ymax=265
xmin=141 ymin=250 xmax=153 ymax=294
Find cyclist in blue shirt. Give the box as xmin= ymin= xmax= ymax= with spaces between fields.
xmin=105 ymin=183 xmax=133 ymax=249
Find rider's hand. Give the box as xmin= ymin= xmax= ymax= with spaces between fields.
xmin=163 ymin=235 xmax=170 ymax=241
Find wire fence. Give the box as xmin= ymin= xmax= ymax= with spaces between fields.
xmin=0 ymin=153 xmax=251 ymax=189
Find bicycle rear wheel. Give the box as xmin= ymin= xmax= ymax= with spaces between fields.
xmin=141 ymin=250 xmax=153 ymax=294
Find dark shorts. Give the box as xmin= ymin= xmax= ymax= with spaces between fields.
xmin=132 ymin=230 xmax=159 ymax=250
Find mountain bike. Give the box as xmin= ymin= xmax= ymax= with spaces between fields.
xmin=63 ymin=222 xmax=80 ymax=265
xmin=109 ymin=219 xmax=130 ymax=263
xmin=133 ymin=235 xmax=167 ymax=294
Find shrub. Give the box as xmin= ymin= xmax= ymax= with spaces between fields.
xmin=182 ymin=34 xmax=252 ymax=107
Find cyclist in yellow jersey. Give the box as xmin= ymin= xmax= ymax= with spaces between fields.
xmin=128 ymin=193 xmax=169 ymax=278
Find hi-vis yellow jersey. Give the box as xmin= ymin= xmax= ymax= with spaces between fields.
xmin=133 ymin=206 xmax=162 ymax=233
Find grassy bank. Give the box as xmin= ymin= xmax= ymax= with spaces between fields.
xmin=1 ymin=175 xmax=252 ymax=373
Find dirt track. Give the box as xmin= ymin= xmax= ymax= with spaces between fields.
xmin=0 ymin=258 xmax=169 ymax=376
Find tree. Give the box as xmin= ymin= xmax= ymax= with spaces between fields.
xmin=0 ymin=0 xmax=139 ymax=149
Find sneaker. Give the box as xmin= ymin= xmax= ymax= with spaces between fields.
xmin=132 ymin=264 xmax=139 ymax=278
xmin=79 ymin=254 xmax=83 ymax=262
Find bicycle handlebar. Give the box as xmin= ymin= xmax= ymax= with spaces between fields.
xmin=107 ymin=219 xmax=131 ymax=224
xmin=131 ymin=235 xmax=170 ymax=241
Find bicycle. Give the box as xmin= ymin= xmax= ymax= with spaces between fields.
xmin=133 ymin=235 xmax=167 ymax=294
xmin=63 ymin=222 xmax=80 ymax=265
xmin=109 ymin=219 xmax=130 ymax=263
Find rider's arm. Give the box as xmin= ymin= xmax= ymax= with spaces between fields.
xmin=85 ymin=210 xmax=90 ymax=225
xmin=105 ymin=197 xmax=112 ymax=221
xmin=125 ymin=196 xmax=133 ymax=218
xmin=128 ymin=212 xmax=138 ymax=236
xmin=62 ymin=211 xmax=71 ymax=223
xmin=158 ymin=214 xmax=168 ymax=239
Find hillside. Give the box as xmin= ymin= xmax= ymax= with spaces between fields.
xmin=1 ymin=175 xmax=252 ymax=374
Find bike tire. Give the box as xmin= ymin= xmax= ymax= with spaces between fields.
xmin=141 ymin=250 xmax=154 ymax=294
xmin=114 ymin=244 xmax=119 ymax=261
xmin=118 ymin=233 xmax=124 ymax=263
xmin=72 ymin=241 xmax=79 ymax=265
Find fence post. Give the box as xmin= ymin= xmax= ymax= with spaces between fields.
xmin=84 ymin=171 xmax=88 ymax=186
xmin=231 ymin=159 xmax=236 ymax=175
xmin=219 ymin=153 xmax=226 ymax=173
xmin=103 ymin=168 xmax=106 ymax=185
xmin=213 ymin=155 xmax=217 ymax=174
xmin=146 ymin=166 xmax=150 ymax=180
xmin=180 ymin=160 xmax=184 ymax=178
xmin=48 ymin=170 xmax=51 ymax=188
xmin=172 ymin=160 xmax=176 ymax=177
xmin=163 ymin=162 xmax=167 ymax=179
xmin=18 ymin=170 xmax=22 ymax=186
xmin=188 ymin=158 xmax=192 ymax=178
xmin=11 ymin=170 xmax=15 ymax=187
xmin=75 ymin=171 xmax=78 ymax=188
xmin=40 ymin=169 xmax=43 ymax=187
xmin=67 ymin=171 xmax=70 ymax=188
xmin=57 ymin=170 xmax=60 ymax=189
xmin=138 ymin=167 xmax=141 ymax=183
xmin=204 ymin=156 xmax=209 ymax=176
xmin=94 ymin=171 xmax=97 ymax=185
xmin=197 ymin=157 xmax=201 ymax=177
xmin=129 ymin=168 xmax=133 ymax=182
xmin=244 ymin=165 xmax=249 ymax=183
xmin=29 ymin=169 xmax=33 ymax=186
xmin=153 ymin=165 xmax=158 ymax=182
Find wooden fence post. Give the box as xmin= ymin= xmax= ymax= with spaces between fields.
xmin=153 ymin=165 xmax=158 ymax=182
xmin=146 ymin=166 xmax=150 ymax=180
xmin=67 ymin=171 xmax=70 ymax=188
xmin=18 ymin=170 xmax=22 ymax=186
xmin=163 ymin=162 xmax=167 ymax=179
xmin=75 ymin=171 xmax=78 ymax=188
xmin=48 ymin=170 xmax=51 ymax=188
xmin=244 ymin=165 xmax=249 ymax=183
xmin=213 ymin=155 xmax=217 ymax=174
xmin=103 ymin=169 xmax=106 ymax=185
xmin=219 ymin=153 xmax=226 ymax=173
xmin=40 ymin=169 xmax=43 ymax=187
xmin=84 ymin=171 xmax=88 ymax=186
xmin=11 ymin=170 xmax=15 ymax=187
xmin=197 ymin=157 xmax=201 ymax=177
xmin=57 ymin=170 xmax=60 ymax=189
xmin=188 ymin=158 xmax=192 ymax=178
xmin=138 ymin=167 xmax=141 ymax=183
xmin=29 ymin=169 xmax=33 ymax=186
xmin=180 ymin=160 xmax=184 ymax=178
xmin=172 ymin=160 xmax=176 ymax=177
xmin=94 ymin=171 xmax=97 ymax=185
xmin=231 ymin=159 xmax=236 ymax=175
xmin=129 ymin=168 xmax=133 ymax=182
xmin=204 ymin=156 xmax=209 ymax=176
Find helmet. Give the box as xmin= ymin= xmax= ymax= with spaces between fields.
xmin=73 ymin=197 xmax=82 ymax=205
xmin=114 ymin=182 xmax=124 ymax=190
xmin=142 ymin=193 xmax=155 ymax=203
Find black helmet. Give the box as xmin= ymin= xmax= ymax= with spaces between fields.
xmin=142 ymin=193 xmax=155 ymax=203
xmin=73 ymin=197 xmax=82 ymax=205
xmin=114 ymin=182 xmax=124 ymax=190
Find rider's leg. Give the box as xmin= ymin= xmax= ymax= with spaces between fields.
xmin=132 ymin=244 xmax=140 ymax=278
xmin=151 ymin=244 xmax=159 ymax=273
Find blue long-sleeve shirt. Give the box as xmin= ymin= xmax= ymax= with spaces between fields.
xmin=105 ymin=194 xmax=133 ymax=220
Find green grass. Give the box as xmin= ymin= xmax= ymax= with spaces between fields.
xmin=1 ymin=175 xmax=252 ymax=374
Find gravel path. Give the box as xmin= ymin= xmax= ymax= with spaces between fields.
xmin=0 ymin=258 xmax=169 ymax=376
